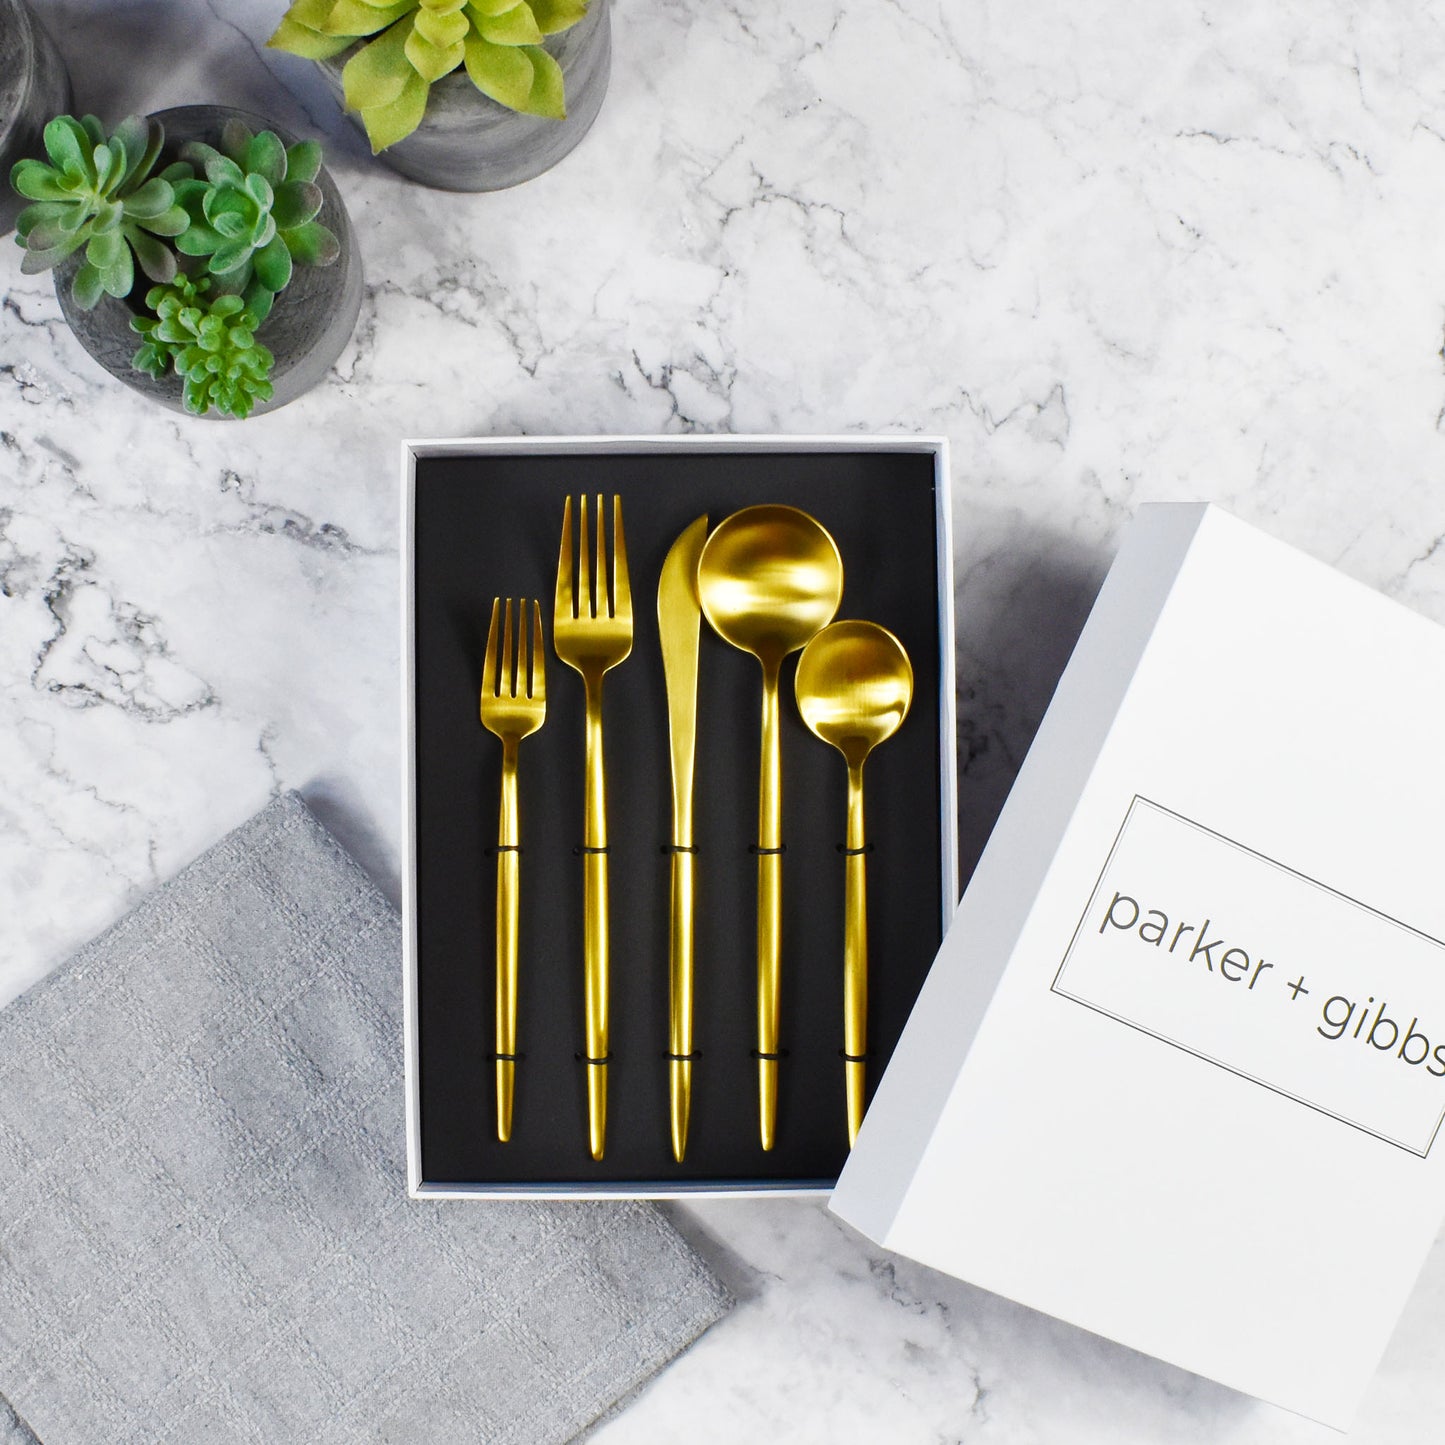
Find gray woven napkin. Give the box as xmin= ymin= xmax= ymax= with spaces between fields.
xmin=0 ymin=793 xmax=730 ymax=1445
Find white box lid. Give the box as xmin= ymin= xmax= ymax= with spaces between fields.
xmin=832 ymin=502 xmax=1445 ymax=1428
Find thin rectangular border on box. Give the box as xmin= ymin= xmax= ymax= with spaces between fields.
xmin=1052 ymin=794 xmax=1445 ymax=1158
xmin=400 ymin=434 xmax=959 ymax=1199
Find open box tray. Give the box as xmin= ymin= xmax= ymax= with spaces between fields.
xmin=403 ymin=436 xmax=957 ymax=1195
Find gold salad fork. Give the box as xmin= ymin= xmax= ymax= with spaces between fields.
xmin=553 ymin=495 xmax=633 ymax=1160
xmin=480 ymin=597 xmax=546 ymax=1144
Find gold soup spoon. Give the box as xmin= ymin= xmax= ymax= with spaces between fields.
xmin=793 ymin=619 xmax=913 ymax=1146
xmin=697 ymin=505 xmax=844 ymax=1150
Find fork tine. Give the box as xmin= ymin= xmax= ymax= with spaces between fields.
xmin=555 ymin=496 xmax=574 ymax=622
xmin=529 ymin=598 xmax=545 ymax=701
xmin=594 ymin=493 xmax=607 ymax=618
xmin=482 ymin=596 xmax=501 ymax=701
xmin=578 ymin=494 xmax=592 ymax=620
xmin=611 ymin=495 xmax=631 ymax=622
xmin=502 ymin=597 xmax=515 ymax=696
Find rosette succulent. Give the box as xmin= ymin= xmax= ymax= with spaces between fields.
xmin=9 ymin=108 xmax=345 ymax=421
xmin=172 ymin=119 xmax=340 ymax=305
xmin=11 ymin=114 xmax=188 ymax=308
xmin=268 ymin=0 xmax=590 ymax=152
xmin=130 ymin=275 xmax=276 ymax=420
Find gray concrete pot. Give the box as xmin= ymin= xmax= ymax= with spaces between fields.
xmin=0 ymin=0 xmax=74 ymax=234
xmin=319 ymin=0 xmax=610 ymax=192
xmin=56 ymin=105 xmax=364 ymax=420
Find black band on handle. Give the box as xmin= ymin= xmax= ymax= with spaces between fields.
xmin=572 ymin=845 xmax=610 ymax=855
xmin=749 ymin=1048 xmax=790 ymax=1061
xmin=660 ymin=843 xmax=699 ymax=855
xmin=574 ymin=1052 xmax=612 ymax=1065
xmin=664 ymin=1050 xmax=703 ymax=1061
xmin=748 ymin=843 xmax=787 ymax=856
xmin=486 ymin=844 xmax=523 ymax=856
xmin=836 ymin=842 xmax=874 ymax=856
xmin=490 ymin=1051 xmax=525 ymax=1062
xmin=839 ymin=1049 xmax=873 ymax=1063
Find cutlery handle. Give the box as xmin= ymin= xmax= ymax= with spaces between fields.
xmin=757 ymin=661 xmax=783 ymax=1151
xmin=668 ymin=845 xmax=695 ymax=1162
xmin=583 ymin=676 xmax=609 ymax=1160
xmin=843 ymin=762 xmax=868 ymax=1146
xmin=495 ymin=737 xmax=521 ymax=1142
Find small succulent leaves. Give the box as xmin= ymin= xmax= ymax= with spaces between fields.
xmin=270 ymin=0 xmax=585 ymax=147
xmin=343 ymin=18 xmax=432 ymax=150
xmin=244 ymin=277 xmax=277 ymax=324
xmin=527 ymin=0 xmax=588 ymax=34
xmin=462 ymin=35 xmax=533 ymax=113
xmin=9 ymin=113 xmax=188 ymax=308
xmin=326 ymin=0 xmax=413 ymax=33
xmin=253 ymin=233 xmax=293 ymax=292
xmin=173 ymin=124 xmax=337 ymax=290
xmin=123 ymin=176 xmax=180 ymax=221
xmin=343 ymin=19 xmax=414 ymax=110
xmin=268 ymin=16 xmax=354 ymax=59
xmin=465 ymin=38 xmax=564 ymax=118
xmin=112 ymin=114 xmax=163 ymax=190
xmin=271 ymin=178 xmax=323 ymax=230
xmin=244 ymin=129 xmax=289 ymax=187
xmin=41 ymin=114 xmax=87 ymax=175
xmin=416 ymin=3 xmax=469 ymax=42
xmin=475 ymin=3 xmax=541 ymax=46
xmin=128 ymin=228 xmax=179 ymax=286
xmin=286 ymin=140 xmax=323 ymax=184
xmin=269 ymin=0 xmax=410 ymax=59
xmin=522 ymin=45 xmax=565 ymax=117
xmin=404 ymin=24 xmax=465 ymax=85
xmin=129 ymin=276 xmax=276 ymax=419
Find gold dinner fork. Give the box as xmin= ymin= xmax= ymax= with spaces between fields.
xmin=553 ymin=495 xmax=633 ymax=1160
xmin=480 ymin=596 xmax=546 ymax=1144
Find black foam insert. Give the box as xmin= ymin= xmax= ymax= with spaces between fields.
xmin=412 ymin=447 xmax=949 ymax=1187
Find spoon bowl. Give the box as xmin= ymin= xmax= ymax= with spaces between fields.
xmin=794 ymin=619 xmax=914 ymax=1147
xmin=697 ymin=506 xmax=845 ymax=667
xmin=794 ymin=620 xmax=914 ymax=768
xmin=697 ymin=504 xmax=844 ymax=1150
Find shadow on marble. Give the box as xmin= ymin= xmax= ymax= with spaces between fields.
xmin=299 ymin=776 xmax=402 ymax=912
xmin=953 ymin=530 xmax=1107 ymax=892
xmin=656 ymin=1201 xmax=765 ymax=1308
xmin=822 ymin=1204 xmax=1259 ymax=1437
xmin=41 ymin=0 xmax=353 ymax=155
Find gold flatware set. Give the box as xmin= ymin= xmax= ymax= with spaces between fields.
xmin=478 ymin=494 xmax=912 ymax=1160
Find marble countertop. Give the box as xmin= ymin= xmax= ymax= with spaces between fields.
xmin=4 ymin=0 xmax=1445 ymax=1440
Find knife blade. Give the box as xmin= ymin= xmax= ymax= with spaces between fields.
xmin=658 ymin=514 xmax=709 ymax=1162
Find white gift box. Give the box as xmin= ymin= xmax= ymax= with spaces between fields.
xmin=832 ymin=502 xmax=1445 ymax=1429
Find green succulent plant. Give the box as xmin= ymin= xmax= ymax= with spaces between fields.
xmin=268 ymin=0 xmax=589 ymax=153
xmin=130 ymin=275 xmax=276 ymax=420
xmin=10 ymin=114 xmax=189 ymax=308
xmin=172 ymin=119 xmax=340 ymax=302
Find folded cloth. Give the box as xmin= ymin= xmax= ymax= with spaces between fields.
xmin=0 ymin=793 xmax=730 ymax=1444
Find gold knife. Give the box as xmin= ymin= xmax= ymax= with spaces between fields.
xmin=658 ymin=514 xmax=709 ymax=1162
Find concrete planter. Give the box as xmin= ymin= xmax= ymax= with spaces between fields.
xmin=319 ymin=0 xmax=610 ymax=192
xmin=56 ymin=105 xmax=364 ymax=420
xmin=0 ymin=0 xmax=73 ymax=234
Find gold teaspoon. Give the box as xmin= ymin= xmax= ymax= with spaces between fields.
xmin=697 ymin=505 xmax=844 ymax=1151
xmin=794 ymin=620 xmax=913 ymax=1146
